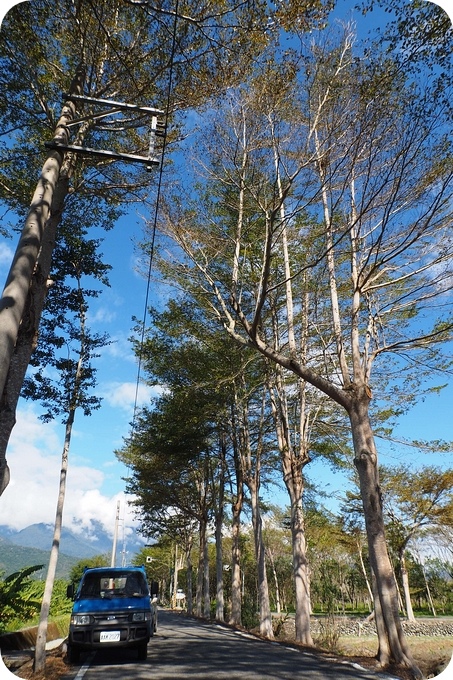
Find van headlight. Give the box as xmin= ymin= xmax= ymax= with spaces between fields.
xmin=71 ymin=614 xmax=92 ymax=625
xmin=132 ymin=612 xmax=151 ymax=622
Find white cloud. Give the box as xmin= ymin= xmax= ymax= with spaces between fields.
xmin=0 ymin=406 xmax=137 ymax=535
xmin=67 ymin=488 xmax=138 ymax=539
xmin=101 ymin=381 xmax=158 ymax=412
xmin=102 ymin=333 xmax=136 ymax=362
xmin=89 ymin=306 xmax=117 ymax=325
xmin=0 ymin=241 xmax=14 ymax=268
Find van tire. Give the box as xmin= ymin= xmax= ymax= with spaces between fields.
xmin=68 ymin=645 xmax=80 ymax=664
xmin=137 ymin=642 xmax=148 ymax=660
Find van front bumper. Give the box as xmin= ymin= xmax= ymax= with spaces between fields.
xmin=68 ymin=621 xmax=150 ymax=650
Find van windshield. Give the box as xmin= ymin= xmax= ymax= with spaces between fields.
xmin=79 ymin=572 xmax=148 ymax=599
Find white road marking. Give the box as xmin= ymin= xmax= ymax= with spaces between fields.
xmin=73 ymin=651 xmax=96 ymax=680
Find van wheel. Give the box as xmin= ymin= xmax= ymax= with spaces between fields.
xmin=137 ymin=642 xmax=148 ymax=660
xmin=68 ymin=645 xmax=80 ymax=664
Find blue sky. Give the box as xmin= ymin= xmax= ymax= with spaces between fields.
xmin=0 ymin=0 xmax=452 ymax=552
xmin=0 ymin=209 xmax=160 ymax=543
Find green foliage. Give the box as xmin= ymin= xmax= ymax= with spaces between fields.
xmin=69 ymin=554 xmax=110 ymax=589
xmin=3 ymin=581 xmax=73 ymax=633
xmin=381 ymin=465 xmax=453 ymax=553
xmin=241 ymin=594 xmax=260 ymax=630
xmin=49 ymin=579 xmax=75 ymax=616
xmin=0 ymin=565 xmax=44 ymax=633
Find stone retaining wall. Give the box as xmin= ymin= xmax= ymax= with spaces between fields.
xmin=277 ymin=616 xmax=453 ymax=639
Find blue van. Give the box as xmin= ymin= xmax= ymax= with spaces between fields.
xmin=66 ymin=566 xmax=158 ymax=663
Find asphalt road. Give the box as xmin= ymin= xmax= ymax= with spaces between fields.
xmin=59 ymin=609 xmax=400 ymax=680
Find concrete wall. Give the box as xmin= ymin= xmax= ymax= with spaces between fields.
xmin=0 ymin=621 xmax=62 ymax=650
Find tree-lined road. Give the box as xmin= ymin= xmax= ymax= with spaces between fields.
xmin=62 ymin=610 xmax=396 ymax=680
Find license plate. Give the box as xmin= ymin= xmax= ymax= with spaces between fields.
xmin=100 ymin=631 xmax=120 ymax=642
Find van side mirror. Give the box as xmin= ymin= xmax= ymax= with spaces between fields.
xmin=66 ymin=583 xmax=75 ymax=599
xmin=150 ymin=580 xmax=159 ymax=597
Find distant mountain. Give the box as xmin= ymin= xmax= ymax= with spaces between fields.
xmin=0 ymin=536 xmax=78 ymax=579
xmin=0 ymin=522 xmax=145 ymax=577
xmin=7 ymin=522 xmax=113 ymax=558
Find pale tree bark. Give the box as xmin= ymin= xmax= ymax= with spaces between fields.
xmin=195 ymin=510 xmax=211 ymax=618
xmin=355 ymin=532 xmax=373 ymax=610
xmin=215 ymin=435 xmax=226 ymax=621
xmin=248 ymin=474 xmax=273 ymax=638
xmin=265 ymin=547 xmax=281 ymax=614
xmin=268 ymin=369 xmax=313 ymax=645
xmin=349 ymin=396 xmax=418 ymax=671
xmin=185 ymin=535 xmax=194 ymax=615
xmin=266 ymin=130 xmax=314 ymax=644
xmin=196 ymin=518 xmax=206 ymax=617
xmin=229 ymin=498 xmax=243 ymax=626
xmin=241 ymin=389 xmax=273 ymax=639
xmin=33 ymin=279 xmax=88 ymax=673
xmin=420 ymin=564 xmax=436 ymax=618
xmin=203 ymin=533 xmax=210 ymax=620
xmin=0 ymin=69 xmax=84 ymax=495
xmin=171 ymin=544 xmax=181 ymax=609
xmin=215 ymin=515 xmax=224 ymax=620
xmin=229 ymin=402 xmax=244 ymax=627
xmin=399 ymin=550 xmax=415 ymax=622
xmin=34 ymin=404 xmax=76 ymax=672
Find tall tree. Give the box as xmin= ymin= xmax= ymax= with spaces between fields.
xmin=0 ymin=0 xmax=275 ymax=493
xmin=153 ymin=20 xmax=453 ymax=676
xmin=118 ymin=309 xmax=231 ymax=617
xmin=380 ymin=465 xmax=453 ymax=622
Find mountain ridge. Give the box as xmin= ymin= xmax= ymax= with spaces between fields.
xmin=0 ymin=522 xmax=144 ymax=578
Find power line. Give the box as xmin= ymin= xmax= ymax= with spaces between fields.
xmin=130 ymin=0 xmax=180 ymax=432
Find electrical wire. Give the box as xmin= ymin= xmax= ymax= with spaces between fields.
xmin=130 ymin=0 xmax=180 ymax=437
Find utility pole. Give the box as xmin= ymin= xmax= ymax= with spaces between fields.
xmin=111 ymin=500 xmax=121 ymax=567
xmin=0 ymin=74 xmax=164 ymax=495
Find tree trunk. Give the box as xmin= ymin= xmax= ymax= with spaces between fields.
xmin=291 ymin=498 xmax=313 ymax=644
xmin=0 ymin=67 xmax=84 ymax=496
xmin=185 ymin=537 xmax=193 ymax=615
xmin=33 ymin=410 xmax=74 ymax=672
xmin=215 ymin=442 xmax=225 ymax=622
xmin=196 ymin=516 xmax=210 ymax=618
xmin=266 ymin=548 xmax=281 ymax=614
xmin=356 ymin=535 xmax=373 ymax=611
xmin=0 ymin=68 xmax=84 ymax=408
xmin=248 ymin=477 xmax=273 ymax=638
xmin=229 ymin=405 xmax=244 ymax=627
xmin=268 ymin=372 xmax=313 ymax=645
xmin=203 ymin=533 xmax=210 ymax=619
xmin=349 ymin=392 xmax=421 ymax=677
xmin=33 ymin=333 xmax=86 ymax=672
xmin=371 ymin=567 xmax=391 ymax=664
xmin=230 ymin=497 xmax=243 ymax=626
xmin=399 ymin=550 xmax=415 ymax=622
xmin=172 ymin=544 xmax=180 ymax=609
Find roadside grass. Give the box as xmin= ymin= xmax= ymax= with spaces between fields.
xmin=335 ymin=634 xmax=453 ymax=680
xmin=4 ymin=614 xmax=70 ymax=637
